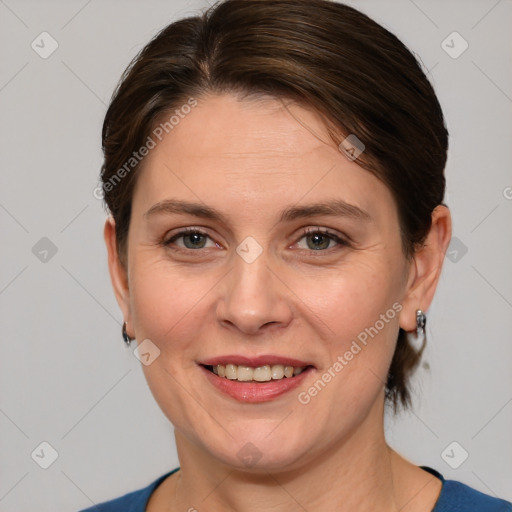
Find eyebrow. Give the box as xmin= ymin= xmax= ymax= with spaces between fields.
xmin=143 ymin=198 xmax=372 ymax=223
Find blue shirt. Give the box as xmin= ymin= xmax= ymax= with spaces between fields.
xmin=78 ymin=466 xmax=512 ymax=511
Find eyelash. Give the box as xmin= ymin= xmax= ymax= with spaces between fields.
xmin=162 ymin=227 xmax=349 ymax=254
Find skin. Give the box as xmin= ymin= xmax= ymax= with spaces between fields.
xmin=104 ymin=93 xmax=451 ymax=511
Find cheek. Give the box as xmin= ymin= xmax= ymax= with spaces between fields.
xmin=308 ymin=260 xmax=400 ymax=334
xmin=128 ymin=255 xmax=216 ymax=360
xmin=127 ymin=259 xmax=217 ymax=429
xmin=296 ymin=267 xmax=402 ymax=413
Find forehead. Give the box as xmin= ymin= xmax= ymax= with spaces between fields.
xmin=156 ymin=93 xmax=334 ymax=163
xmin=131 ymin=93 xmax=396 ymax=223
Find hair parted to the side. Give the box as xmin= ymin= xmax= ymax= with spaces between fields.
xmin=100 ymin=0 xmax=448 ymax=414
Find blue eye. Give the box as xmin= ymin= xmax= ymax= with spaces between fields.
xmin=162 ymin=227 xmax=348 ymax=253
xmin=296 ymin=228 xmax=347 ymax=251
xmin=164 ymin=228 xmax=214 ymax=250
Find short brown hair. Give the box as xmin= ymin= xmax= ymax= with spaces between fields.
xmin=100 ymin=0 xmax=448 ymax=413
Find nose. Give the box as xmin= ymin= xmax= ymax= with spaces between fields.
xmin=216 ymin=248 xmax=294 ymax=336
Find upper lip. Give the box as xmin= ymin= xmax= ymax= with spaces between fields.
xmin=199 ymin=355 xmax=314 ymax=368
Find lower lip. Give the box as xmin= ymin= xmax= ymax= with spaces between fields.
xmin=200 ymin=365 xmax=314 ymax=403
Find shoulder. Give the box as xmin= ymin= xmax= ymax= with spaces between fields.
xmin=77 ymin=468 xmax=179 ymax=512
xmin=436 ymin=479 xmax=512 ymax=512
xmin=421 ymin=466 xmax=512 ymax=512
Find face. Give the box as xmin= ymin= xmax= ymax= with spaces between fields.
xmin=108 ymin=93 xmax=422 ymax=472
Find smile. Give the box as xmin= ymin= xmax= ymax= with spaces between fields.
xmin=199 ymin=356 xmax=315 ymax=403
xmin=205 ymin=363 xmax=307 ymax=382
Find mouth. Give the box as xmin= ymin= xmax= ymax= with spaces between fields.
xmin=202 ymin=363 xmax=312 ymax=382
xmin=198 ymin=356 xmax=315 ymax=403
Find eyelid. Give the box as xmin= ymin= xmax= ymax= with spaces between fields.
xmin=163 ymin=226 xmax=215 ymax=246
xmin=301 ymin=227 xmax=346 ymax=239
xmin=295 ymin=227 xmax=349 ymax=249
xmin=163 ymin=226 xmax=350 ymax=253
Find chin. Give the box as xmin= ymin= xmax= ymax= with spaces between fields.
xmin=202 ymin=426 xmax=318 ymax=473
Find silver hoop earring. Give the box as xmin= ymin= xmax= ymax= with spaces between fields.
xmin=122 ymin=322 xmax=133 ymax=347
xmin=416 ymin=309 xmax=426 ymax=336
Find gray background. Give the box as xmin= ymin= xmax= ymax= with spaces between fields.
xmin=1 ymin=0 xmax=511 ymax=510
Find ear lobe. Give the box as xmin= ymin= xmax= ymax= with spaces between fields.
xmin=399 ymin=205 xmax=452 ymax=332
xmin=104 ymin=216 xmax=131 ymax=325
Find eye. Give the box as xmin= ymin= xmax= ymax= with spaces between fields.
xmin=163 ymin=228 xmax=217 ymax=250
xmin=162 ymin=227 xmax=349 ymax=254
xmin=295 ymin=228 xmax=348 ymax=251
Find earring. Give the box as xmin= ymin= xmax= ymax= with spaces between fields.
xmin=416 ymin=309 xmax=426 ymax=336
xmin=122 ymin=322 xmax=133 ymax=347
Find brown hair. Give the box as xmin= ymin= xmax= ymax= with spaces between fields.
xmin=100 ymin=0 xmax=448 ymax=413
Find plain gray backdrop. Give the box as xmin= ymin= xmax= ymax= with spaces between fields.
xmin=1 ymin=0 xmax=511 ymax=510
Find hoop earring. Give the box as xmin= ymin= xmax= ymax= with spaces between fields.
xmin=122 ymin=322 xmax=133 ymax=347
xmin=416 ymin=309 xmax=426 ymax=336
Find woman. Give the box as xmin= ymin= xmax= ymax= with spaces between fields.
xmin=81 ymin=0 xmax=512 ymax=510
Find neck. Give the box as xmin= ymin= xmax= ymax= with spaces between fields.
xmin=168 ymin=397 xmax=414 ymax=512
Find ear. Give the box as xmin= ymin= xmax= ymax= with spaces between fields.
xmin=399 ymin=205 xmax=452 ymax=332
xmin=104 ymin=216 xmax=132 ymax=333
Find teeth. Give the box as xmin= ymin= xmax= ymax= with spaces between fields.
xmin=253 ymin=366 xmax=271 ymax=382
xmin=237 ymin=366 xmax=253 ymax=381
xmin=271 ymin=365 xmax=284 ymax=379
xmin=225 ymin=364 xmax=237 ymax=380
xmin=209 ymin=363 xmax=306 ymax=382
